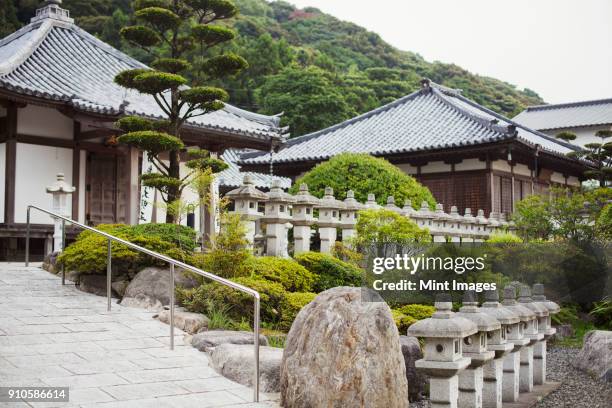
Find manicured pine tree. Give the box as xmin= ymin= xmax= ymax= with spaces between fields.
xmin=558 ymin=130 xmax=612 ymax=187
xmin=114 ymin=0 xmax=247 ymax=223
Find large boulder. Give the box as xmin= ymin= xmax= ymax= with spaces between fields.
xmin=78 ymin=274 xmax=116 ymax=297
xmin=400 ymin=335 xmax=426 ymax=402
xmin=281 ymin=287 xmax=408 ymax=408
xmin=191 ymin=330 xmax=268 ymax=352
xmin=572 ymin=330 xmax=612 ymax=381
xmin=120 ymin=266 xmax=198 ymax=310
xmin=158 ymin=309 xmax=209 ymax=335
xmin=552 ymin=324 xmax=575 ymax=341
xmin=42 ymin=251 xmax=59 ymax=274
xmin=209 ymin=343 xmax=283 ymax=392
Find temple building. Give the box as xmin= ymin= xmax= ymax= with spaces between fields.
xmin=0 ymin=0 xmax=286 ymax=260
xmin=514 ymin=98 xmax=612 ymax=147
xmin=241 ymin=80 xmax=591 ymax=216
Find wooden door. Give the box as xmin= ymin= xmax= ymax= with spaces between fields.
xmin=86 ymin=153 xmax=117 ymax=225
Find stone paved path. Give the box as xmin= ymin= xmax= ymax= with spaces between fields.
xmin=0 ymin=263 xmax=277 ymax=408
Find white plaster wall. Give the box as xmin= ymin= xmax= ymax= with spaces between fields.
xmin=542 ymin=125 xmax=611 ymax=148
xmin=17 ymin=105 xmax=73 ymax=139
xmin=14 ymin=143 xmax=73 ymax=224
xmin=0 ymin=143 xmax=5 ymax=223
xmin=420 ymin=161 xmax=451 ymax=174
xmin=514 ymin=163 xmax=531 ymax=177
xmin=491 ymin=159 xmax=512 ymax=173
xmin=396 ymin=163 xmax=418 ymax=175
xmin=550 ymin=171 xmax=566 ymax=184
xmin=567 ymin=176 xmax=581 ymax=187
xmin=455 ymin=158 xmax=486 ymax=171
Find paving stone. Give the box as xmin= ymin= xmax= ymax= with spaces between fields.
xmin=117 ymin=366 xmax=219 ymax=384
xmin=102 ymin=381 xmax=190 ymax=400
xmin=43 ymin=373 xmax=129 ymax=389
xmin=6 ymin=352 xmax=87 ymax=368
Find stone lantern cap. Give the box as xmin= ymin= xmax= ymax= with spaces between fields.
xmin=502 ymin=286 xmax=536 ymax=321
xmin=434 ymin=203 xmax=451 ymax=221
xmin=294 ymin=184 xmax=320 ymax=206
xmin=480 ymin=289 xmax=520 ymax=325
xmin=226 ymin=175 xmax=268 ymax=201
xmin=46 ymin=173 xmax=75 ymax=194
xmin=364 ymin=193 xmax=381 ymax=209
xmin=448 ymin=206 xmax=463 ymax=223
xmin=476 ymin=209 xmax=489 ymax=225
xmin=518 ymin=285 xmax=549 ymax=317
xmin=416 ymin=201 xmax=434 ymax=218
xmin=461 ymin=208 xmax=476 ymax=224
xmin=456 ymin=290 xmax=501 ymax=332
xmin=385 ymin=196 xmax=400 ymax=212
xmin=488 ymin=212 xmax=501 ymax=228
xmin=499 ymin=213 xmax=510 ymax=227
xmin=267 ymin=180 xmax=296 ymax=204
xmin=401 ymin=199 xmax=417 ymax=217
xmin=408 ymin=294 xmax=478 ymax=339
xmin=532 ymin=283 xmax=560 ymax=314
xmin=342 ymin=190 xmax=362 ymax=211
xmin=315 ymin=187 xmax=345 ymax=210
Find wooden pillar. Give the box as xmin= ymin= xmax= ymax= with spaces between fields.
xmin=72 ymin=122 xmax=81 ymax=220
xmin=4 ymin=102 xmax=17 ymax=224
xmin=126 ymin=147 xmax=140 ymax=225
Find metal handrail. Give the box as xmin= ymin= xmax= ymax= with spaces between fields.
xmin=24 ymin=205 xmax=261 ymax=402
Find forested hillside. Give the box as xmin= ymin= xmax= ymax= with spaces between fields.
xmin=3 ymin=0 xmax=544 ymax=136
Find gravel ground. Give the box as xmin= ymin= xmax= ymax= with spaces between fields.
xmin=534 ymin=346 xmax=611 ymax=408
xmin=410 ymin=345 xmax=611 ymax=408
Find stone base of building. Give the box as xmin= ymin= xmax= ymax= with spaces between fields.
xmin=502 ymin=382 xmax=561 ymax=408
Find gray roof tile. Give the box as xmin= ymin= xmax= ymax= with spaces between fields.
xmin=513 ymin=99 xmax=612 ymax=131
xmin=0 ymin=12 xmax=283 ymax=141
xmin=218 ymin=149 xmax=291 ymax=189
xmin=241 ymin=82 xmax=581 ymax=165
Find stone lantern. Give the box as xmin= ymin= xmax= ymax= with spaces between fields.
xmin=292 ymin=184 xmax=319 ymax=255
xmin=432 ymin=203 xmax=450 ymax=243
xmin=532 ymin=283 xmax=560 ymax=385
xmin=447 ymin=206 xmax=463 ymax=243
xmin=475 ymin=210 xmax=489 ymax=242
xmin=46 ymin=173 xmax=75 ymax=252
xmin=315 ymin=187 xmax=345 ymax=253
xmin=408 ymin=294 xmax=478 ymax=408
xmin=455 ymin=290 xmax=498 ymax=408
xmin=340 ymin=190 xmax=362 ymax=246
xmin=413 ymin=200 xmax=435 ymax=231
xmin=461 ymin=208 xmax=477 ymax=243
xmin=479 ymin=289 xmax=519 ymax=408
xmin=501 ymin=285 xmax=539 ymax=396
xmin=226 ymin=175 xmax=268 ymax=247
xmin=364 ymin=193 xmax=381 ymax=209
xmin=261 ymin=180 xmax=295 ymax=257
xmin=487 ymin=212 xmax=501 ymax=235
xmin=385 ymin=196 xmax=401 ymax=213
xmin=401 ymin=199 xmax=417 ymax=218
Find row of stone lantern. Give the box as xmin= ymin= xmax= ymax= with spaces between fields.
xmin=226 ymin=175 xmax=512 ymax=257
xmin=407 ymin=283 xmax=559 ymax=408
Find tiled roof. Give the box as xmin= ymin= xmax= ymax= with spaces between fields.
xmin=241 ymin=81 xmax=581 ymax=165
xmin=217 ymin=149 xmax=291 ymax=189
xmin=0 ymin=5 xmax=284 ymax=141
xmin=513 ymin=99 xmax=612 ymax=131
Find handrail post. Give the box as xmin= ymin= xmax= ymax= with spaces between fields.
xmin=170 ymin=263 xmax=175 ymax=351
xmin=107 ymin=239 xmax=112 ymax=312
xmin=253 ymin=296 xmax=260 ymax=402
xmin=61 ymin=219 xmax=66 ymax=285
xmin=25 ymin=207 xmax=30 ymax=267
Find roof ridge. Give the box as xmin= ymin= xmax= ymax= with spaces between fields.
xmin=526 ymin=98 xmax=612 ymax=112
xmin=0 ymin=20 xmax=55 ymax=76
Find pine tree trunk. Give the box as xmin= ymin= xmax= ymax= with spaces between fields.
xmin=166 ymin=148 xmax=181 ymax=224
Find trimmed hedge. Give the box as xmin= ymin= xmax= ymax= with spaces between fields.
xmin=279 ymin=292 xmax=317 ymax=331
xmin=294 ymin=252 xmax=363 ymax=292
xmin=396 ymin=304 xmax=436 ymax=321
xmin=289 ymin=153 xmax=436 ymax=208
xmin=248 ymin=257 xmax=315 ymax=292
xmin=391 ymin=309 xmax=417 ymax=333
xmin=57 ymin=223 xmax=195 ymax=277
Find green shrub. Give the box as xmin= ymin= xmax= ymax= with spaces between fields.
xmin=354 ymin=208 xmax=431 ymax=247
xmin=589 ymin=298 xmax=612 ymax=330
xmin=391 ymin=309 xmax=417 ymax=333
xmin=551 ymin=305 xmax=580 ymax=326
xmin=57 ymin=223 xmax=195 ymax=277
xmin=294 ymin=252 xmax=363 ymax=292
xmin=279 ymin=292 xmax=317 ymax=331
xmin=486 ymin=233 xmax=523 ymax=244
xmin=289 ymin=153 xmax=436 ymax=208
xmin=178 ymin=276 xmax=286 ymax=324
xmin=596 ymin=204 xmax=612 ymax=241
xmin=396 ymin=304 xmax=436 ymax=321
xmin=248 ymin=257 xmax=315 ymax=292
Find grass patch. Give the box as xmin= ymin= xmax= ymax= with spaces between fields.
xmin=552 ymin=320 xmax=597 ymax=348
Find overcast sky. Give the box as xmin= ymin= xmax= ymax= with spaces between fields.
xmin=288 ymin=0 xmax=612 ymax=104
